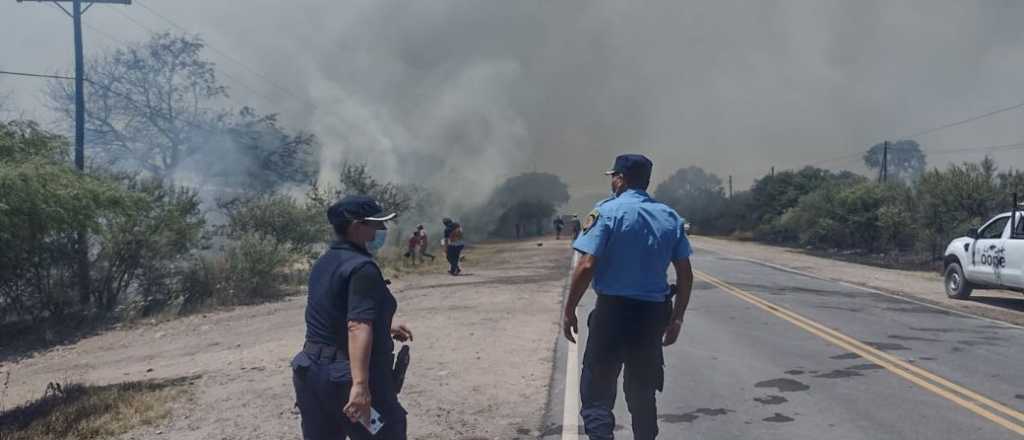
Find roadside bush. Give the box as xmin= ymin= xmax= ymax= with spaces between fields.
xmin=0 ymin=121 xmax=129 ymax=322
xmin=178 ymin=234 xmax=299 ymax=313
xmin=0 ymin=120 xmax=208 ymax=327
xmin=780 ymin=182 xmax=914 ymax=252
xmin=92 ymin=176 xmax=206 ymax=316
xmin=222 ymin=233 xmax=295 ymax=303
xmin=218 ymin=192 xmax=327 ymax=261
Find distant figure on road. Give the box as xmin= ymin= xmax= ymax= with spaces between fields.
xmin=416 ymin=224 xmax=436 ymax=263
xmin=563 ymin=154 xmax=694 ymax=440
xmin=570 ymin=215 xmax=582 ymax=240
xmin=442 ymin=218 xmax=465 ymax=276
xmin=291 ymin=195 xmax=414 ymax=439
xmin=554 ymin=216 xmax=566 ymax=240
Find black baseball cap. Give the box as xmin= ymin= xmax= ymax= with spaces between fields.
xmin=605 ymin=154 xmax=653 ymax=182
xmin=327 ymin=195 xmax=397 ymax=227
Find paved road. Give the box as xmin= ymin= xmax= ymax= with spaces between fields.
xmin=543 ymin=250 xmax=1024 ymax=439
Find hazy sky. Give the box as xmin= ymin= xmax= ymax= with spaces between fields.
xmin=4 ymin=0 xmax=1024 ymax=202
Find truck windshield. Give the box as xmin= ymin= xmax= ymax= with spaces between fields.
xmin=979 ymin=217 xmax=1009 ymax=239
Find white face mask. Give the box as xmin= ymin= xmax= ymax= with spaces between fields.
xmin=367 ymin=229 xmax=388 ymax=253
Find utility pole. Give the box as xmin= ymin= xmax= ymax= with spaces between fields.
xmin=18 ymin=0 xmax=132 ymax=307
xmin=880 ymin=140 xmax=889 ymax=184
xmin=18 ymin=0 xmax=132 ymax=171
xmin=728 ymin=175 xmax=733 ymax=198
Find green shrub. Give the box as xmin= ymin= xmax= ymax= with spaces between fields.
xmin=92 ymin=176 xmax=206 ymax=315
xmin=0 ymin=121 xmax=130 ymax=321
xmin=218 ymin=192 xmax=327 ymax=262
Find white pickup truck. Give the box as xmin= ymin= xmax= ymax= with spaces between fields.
xmin=943 ymin=211 xmax=1024 ymax=299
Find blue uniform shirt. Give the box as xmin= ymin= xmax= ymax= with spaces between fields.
xmin=572 ymin=189 xmax=693 ymax=302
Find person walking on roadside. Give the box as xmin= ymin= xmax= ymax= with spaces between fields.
xmin=562 ymin=154 xmax=694 ymax=440
xmin=570 ymin=215 xmax=582 ymax=240
xmin=291 ymin=195 xmax=414 ymax=439
xmin=442 ymin=218 xmax=465 ymax=275
xmin=554 ymin=216 xmax=566 ymax=240
xmin=416 ymin=225 xmax=436 ymax=262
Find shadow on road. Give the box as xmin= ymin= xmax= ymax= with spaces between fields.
xmin=968 ymin=295 xmax=1024 ymax=313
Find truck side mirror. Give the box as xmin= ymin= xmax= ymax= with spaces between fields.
xmin=967 ymin=227 xmax=979 ymax=239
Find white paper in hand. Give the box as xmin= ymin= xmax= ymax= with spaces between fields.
xmin=360 ymin=407 xmax=384 ymax=435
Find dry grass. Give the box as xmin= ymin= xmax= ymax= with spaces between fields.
xmin=377 ymin=252 xmax=448 ymax=279
xmin=0 ymin=376 xmax=195 ymax=440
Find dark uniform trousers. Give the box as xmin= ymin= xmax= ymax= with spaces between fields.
xmin=581 ymin=294 xmax=669 ymax=440
xmin=292 ymin=346 xmax=407 ymax=440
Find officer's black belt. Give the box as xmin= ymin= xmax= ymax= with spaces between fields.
xmin=303 ymin=341 xmax=344 ymax=362
xmin=594 ymin=291 xmax=674 ymax=305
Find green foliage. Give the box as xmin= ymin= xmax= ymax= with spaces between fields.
xmin=91 ymin=175 xmax=206 ymax=315
xmin=749 ymin=167 xmax=864 ymax=230
xmin=471 ymin=172 xmax=571 ymax=238
xmin=220 ymin=233 xmax=296 ymax=303
xmin=781 ymin=182 xmax=914 ymax=252
xmin=702 ymin=155 xmax=1018 ymax=261
xmin=0 ymin=120 xmax=205 ymax=323
xmin=654 ymin=166 xmax=727 ymax=234
xmin=218 ymin=192 xmax=327 ymax=261
xmin=0 ymin=121 xmax=129 ymax=320
xmin=914 ymin=157 xmax=1004 ymax=258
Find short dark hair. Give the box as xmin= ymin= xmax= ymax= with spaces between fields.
xmin=622 ymin=174 xmax=650 ymax=191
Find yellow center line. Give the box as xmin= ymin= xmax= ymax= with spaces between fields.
xmin=695 ymin=270 xmax=1024 ymax=437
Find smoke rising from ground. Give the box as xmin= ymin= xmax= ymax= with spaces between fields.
xmin=5 ymin=1 xmax=1024 ymax=205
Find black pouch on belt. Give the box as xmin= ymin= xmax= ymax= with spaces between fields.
xmin=392 ymin=345 xmax=411 ymax=394
xmin=663 ymin=283 xmax=678 ymax=325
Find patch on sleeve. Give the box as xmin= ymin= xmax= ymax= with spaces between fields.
xmin=582 ymin=209 xmax=600 ymax=234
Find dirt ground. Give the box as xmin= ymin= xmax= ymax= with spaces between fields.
xmin=1 ymin=237 xmax=573 ymax=440
xmin=691 ymin=236 xmax=1024 ymax=326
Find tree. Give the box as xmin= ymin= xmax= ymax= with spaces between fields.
xmin=916 ymin=156 xmax=1001 ymax=259
xmin=469 ymin=172 xmax=570 ymax=238
xmin=48 ymin=33 xmax=315 ymax=191
xmin=653 ymin=166 xmax=727 ymax=234
xmin=864 ymin=140 xmax=927 ymax=183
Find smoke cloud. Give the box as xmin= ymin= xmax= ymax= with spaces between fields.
xmin=5 ymin=0 xmax=1024 ymax=205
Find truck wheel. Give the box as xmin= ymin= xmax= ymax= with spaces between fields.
xmin=944 ymin=262 xmax=973 ymax=300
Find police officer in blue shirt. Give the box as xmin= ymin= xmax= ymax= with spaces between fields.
xmin=291 ymin=195 xmax=414 ymax=439
xmin=563 ymin=154 xmax=694 ymax=440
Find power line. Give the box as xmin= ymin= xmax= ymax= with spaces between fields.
xmin=900 ymin=101 xmax=1024 ymax=140
xmin=107 ymin=4 xmax=160 ymax=35
xmin=133 ymin=0 xmax=310 ymax=106
xmin=0 ymin=70 xmax=76 ymax=81
xmin=926 ymin=141 xmax=1024 ymax=157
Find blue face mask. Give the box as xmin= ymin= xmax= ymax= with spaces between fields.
xmin=367 ymin=229 xmax=388 ymax=253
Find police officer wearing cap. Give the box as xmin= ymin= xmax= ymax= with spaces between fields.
xmin=291 ymin=195 xmax=414 ymax=439
xmin=563 ymin=154 xmax=694 ymax=440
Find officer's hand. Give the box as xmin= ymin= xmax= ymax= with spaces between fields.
xmin=343 ymin=383 xmax=372 ymax=424
xmin=391 ymin=323 xmax=414 ymax=342
xmin=662 ymin=320 xmax=683 ymax=346
xmin=563 ymin=310 xmax=578 ymax=344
